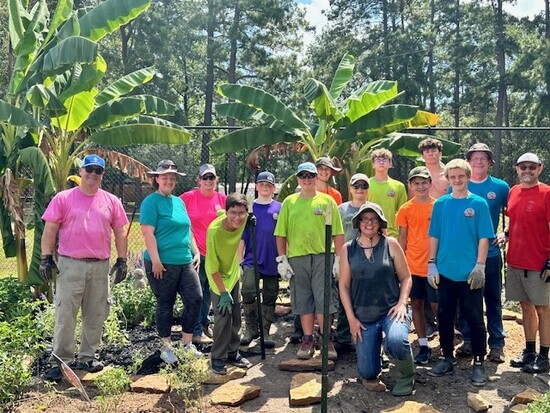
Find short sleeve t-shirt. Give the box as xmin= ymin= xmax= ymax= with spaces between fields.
xmin=140 ymin=193 xmax=193 ymax=265
xmin=368 ymin=177 xmax=408 ymax=238
xmin=317 ymin=186 xmax=343 ymax=205
xmin=338 ymin=201 xmax=361 ymax=242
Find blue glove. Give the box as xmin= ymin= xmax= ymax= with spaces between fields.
xmin=217 ymin=291 xmax=234 ymax=316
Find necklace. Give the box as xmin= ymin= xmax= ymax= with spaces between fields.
xmin=357 ymin=236 xmax=379 ymax=264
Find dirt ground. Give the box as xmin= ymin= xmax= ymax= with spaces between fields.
xmin=9 ymin=309 xmax=550 ymax=413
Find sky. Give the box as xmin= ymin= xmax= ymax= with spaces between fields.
xmin=297 ymin=0 xmax=546 ymax=48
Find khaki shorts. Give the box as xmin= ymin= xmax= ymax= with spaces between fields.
xmin=505 ymin=266 xmax=550 ymax=306
xmin=289 ymin=254 xmax=338 ymax=315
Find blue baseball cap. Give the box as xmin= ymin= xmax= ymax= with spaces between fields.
xmin=82 ymin=154 xmax=105 ymax=169
xmin=295 ymin=162 xmax=317 ymax=176
xmin=256 ymin=171 xmax=275 ymax=184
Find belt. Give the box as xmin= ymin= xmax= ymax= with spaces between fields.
xmin=59 ymin=255 xmax=109 ymax=262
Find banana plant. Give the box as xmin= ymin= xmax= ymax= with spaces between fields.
xmin=211 ymin=54 xmax=459 ymax=198
xmin=1 ymin=0 xmax=191 ymax=285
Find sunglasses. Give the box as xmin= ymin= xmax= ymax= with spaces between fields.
xmin=160 ymin=163 xmax=178 ymax=170
xmin=352 ymin=183 xmax=369 ymax=190
xmin=297 ymin=173 xmax=317 ymax=179
xmin=518 ymin=164 xmax=538 ymax=171
xmin=201 ymin=174 xmax=216 ymax=181
xmin=84 ymin=166 xmax=104 ymax=175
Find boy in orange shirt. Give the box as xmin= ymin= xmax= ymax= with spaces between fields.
xmin=396 ymin=166 xmax=438 ymax=364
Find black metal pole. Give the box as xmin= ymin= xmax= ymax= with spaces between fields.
xmin=321 ymin=204 xmax=332 ymax=413
xmin=248 ymin=208 xmax=265 ymax=359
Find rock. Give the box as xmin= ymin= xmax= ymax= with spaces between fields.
xmin=202 ymin=367 xmax=247 ymax=384
xmin=279 ymin=356 xmax=335 ymax=372
xmin=381 ymin=401 xmax=440 ymax=412
xmin=509 ymin=405 xmax=529 ymax=412
xmin=75 ymin=366 xmax=114 ymax=385
xmin=130 ymin=374 xmax=170 ymax=393
xmin=467 ymin=392 xmax=492 ymax=411
xmin=502 ymin=309 xmax=520 ymax=320
xmin=289 ymin=373 xmax=322 ymax=406
xmin=275 ymin=305 xmax=292 ymax=316
xmin=511 ymin=388 xmax=542 ymax=406
xmin=210 ymin=382 xmax=261 ymax=406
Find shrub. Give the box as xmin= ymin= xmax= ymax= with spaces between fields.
xmin=111 ymin=278 xmax=156 ymax=327
xmin=527 ymin=391 xmax=550 ymax=412
xmin=0 ymin=278 xmax=33 ymax=322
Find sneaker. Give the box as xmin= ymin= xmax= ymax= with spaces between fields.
xmin=439 ymin=354 xmax=458 ymax=365
xmin=427 ymin=357 xmax=454 ymax=377
xmin=211 ymin=358 xmax=227 ymax=375
xmin=510 ymin=349 xmax=537 ymax=368
xmin=488 ymin=347 xmax=505 ymax=364
xmin=414 ymin=346 xmax=432 ymax=365
xmin=44 ymin=366 xmax=62 ymax=381
xmin=75 ymin=359 xmax=104 ymax=373
xmin=227 ymin=352 xmax=252 ymax=368
xmin=184 ymin=342 xmax=204 ymax=358
xmin=471 ymin=363 xmax=487 ymax=386
xmin=297 ymin=335 xmax=315 ymax=359
xmin=192 ymin=332 xmax=213 ymax=345
xmin=426 ymin=324 xmax=438 ymax=340
xmin=160 ymin=346 xmax=178 ymax=364
xmin=522 ymin=355 xmax=550 ymax=374
xmin=456 ymin=341 xmax=472 ymax=357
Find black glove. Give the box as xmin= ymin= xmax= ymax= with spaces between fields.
xmin=110 ymin=258 xmax=128 ymax=284
xmin=39 ymin=255 xmax=58 ymax=282
xmin=541 ymin=258 xmax=550 ymax=283
xmin=247 ymin=213 xmax=256 ymax=227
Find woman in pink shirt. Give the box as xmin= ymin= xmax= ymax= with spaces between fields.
xmin=180 ymin=164 xmax=227 ymax=345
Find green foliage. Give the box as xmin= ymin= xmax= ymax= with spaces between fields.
xmin=94 ymin=366 xmax=131 ymax=413
xmin=111 ymin=278 xmax=156 ymax=327
xmin=0 ymin=277 xmax=33 ymax=321
xmin=103 ymin=303 xmax=129 ymax=346
xmin=527 ymin=391 xmax=550 ymax=412
xmin=0 ymin=349 xmax=33 ymax=408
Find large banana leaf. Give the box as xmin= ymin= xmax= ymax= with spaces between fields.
xmin=50 ymin=90 xmax=95 ymax=131
xmin=0 ymin=202 xmax=16 ymax=258
xmin=375 ymin=132 xmax=461 ymax=157
xmin=58 ymin=55 xmax=107 ymax=102
xmin=89 ymin=124 xmax=191 ymax=146
xmin=42 ymin=36 xmax=98 ymax=76
xmin=215 ymin=102 xmax=264 ymax=121
xmin=42 ymin=0 xmax=74 ymax=46
xmin=328 ymin=53 xmax=355 ymax=99
xmin=304 ymin=79 xmax=343 ymax=123
xmin=0 ymin=100 xmax=41 ymax=127
xmin=345 ymin=81 xmax=400 ymax=122
xmin=209 ymin=126 xmax=302 ymax=153
xmin=95 ymin=67 xmax=156 ymax=105
xmin=8 ymin=0 xmax=29 ymax=51
xmin=79 ymin=0 xmax=150 ymax=42
xmin=218 ymin=84 xmax=308 ymax=130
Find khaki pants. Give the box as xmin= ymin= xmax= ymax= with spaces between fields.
xmin=51 ymin=256 xmax=110 ymax=365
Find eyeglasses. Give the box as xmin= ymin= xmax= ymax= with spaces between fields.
xmin=470 ymin=157 xmax=489 ymax=163
xmin=227 ymin=210 xmax=247 ymax=218
xmin=201 ymin=174 xmax=216 ymax=181
xmin=160 ymin=162 xmax=177 ymax=170
xmin=518 ymin=164 xmax=538 ymax=171
xmin=352 ymin=183 xmax=369 ymax=190
xmin=359 ymin=217 xmax=380 ymax=224
xmin=297 ymin=173 xmax=317 ymax=179
xmin=84 ymin=166 xmax=104 ymax=175
xmin=373 ymin=157 xmax=390 ymax=164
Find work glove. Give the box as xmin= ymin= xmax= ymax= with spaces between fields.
xmin=109 ymin=258 xmax=128 ymax=284
xmin=247 ymin=214 xmax=256 ymax=226
xmin=467 ymin=263 xmax=486 ymax=290
xmin=541 ymin=258 xmax=550 ymax=283
xmin=276 ymin=255 xmax=295 ymax=280
xmin=217 ymin=291 xmax=234 ymax=316
xmin=427 ymin=261 xmax=439 ymax=289
xmin=39 ymin=255 xmax=58 ymax=282
xmin=332 ymin=256 xmax=341 ymax=281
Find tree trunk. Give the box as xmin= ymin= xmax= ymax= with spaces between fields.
xmin=427 ymin=0 xmax=436 ymax=112
xmin=382 ymin=0 xmax=391 ymax=78
xmin=201 ymin=0 xmax=216 ymax=165
xmin=494 ymin=0 xmax=507 ymax=176
xmin=453 ymin=0 xmax=460 ymax=142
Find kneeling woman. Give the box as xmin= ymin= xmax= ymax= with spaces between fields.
xmin=339 ymin=202 xmax=414 ymax=396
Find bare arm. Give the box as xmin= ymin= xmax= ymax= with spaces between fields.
xmin=338 ymin=242 xmax=365 ymax=342
xmin=398 ymin=226 xmax=407 ymax=251
xmin=237 ymin=239 xmax=245 ymax=262
xmin=429 ymin=236 xmax=439 ymax=261
xmin=41 ymin=221 xmax=60 ymax=255
xmin=332 ymin=234 xmax=344 ymax=257
xmin=113 ymin=225 xmax=128 ymax=259
xmin=388 ymin=238 xmax=412 ymax=321
xmin=210 ymin=271 xmax=226 ymax=294
xmin=476 ymin=238 xmax=489 ymax=264
xmin=140 ymin=224 xmax=165 ymax=278
xmin=276 ymin=236 xmax=287 ymax=256
xmin=190 ymin=233 xmax=200 ymax=270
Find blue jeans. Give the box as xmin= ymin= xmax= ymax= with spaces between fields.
xmin=355 ymin=309 xmax=412 ymax=380
xmin=459 ymin=255 xmax=506 ymax=349
xmin=193 ymin=256 xmax=212 ymax=336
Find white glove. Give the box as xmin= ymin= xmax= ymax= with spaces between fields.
xmin=239 ymin=265 xmax=244 ymax=277
xmin=276 ymin=255 xmax=294 ymax=280
xmin=467 ymin=263 xmax=486 ymax=290
xmin=427 ymin=261 xmax=439 ymax=289
xmin=332 ymin=256 xmax=340 ymax=281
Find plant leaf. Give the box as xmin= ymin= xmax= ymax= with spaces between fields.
xmin=89 ymin=124 xmax=191 ymax=146
xmin=42 ymin=36 xmax=98 ymax=76
xmin=304 ymin=79 xmax=343 ymax=123
xmin=329 ymin=53 xmax=355 ymax=99
xmin=0 ymin=100 xmax=41 ymax=127
xmin=50 ymin=90 xmax=95 ymax=131
xmin=95 ymin=67 xmax=156 ymax=105
xmin=345 ymin=80 xmax=400 ymax=122
xmin=209 ymin=126 xmax=302 ymax=154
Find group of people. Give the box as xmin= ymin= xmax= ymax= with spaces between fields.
xmin=41 ymin=141 xmax=549 ymax=398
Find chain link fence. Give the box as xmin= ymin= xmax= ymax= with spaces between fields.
xmin=4 ymin=130 xmax=549 ymax=276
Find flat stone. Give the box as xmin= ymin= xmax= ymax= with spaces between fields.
xmin=289 ymin=373 xmax=321 ymax=406
xmin=502 ymin=309 xmax=521 ymax=320
xmin=509 ymin=405 xmax=529 ymax=412
xmin=275 ymin=305 xmax=292 ymax=316
xmin=511 ymin=388 xmax=542 ymax=406
xmin=381 ymin=401 xmax=440 ymax=412
xmin=75 ymin=366 xmax=114 ymax=385
xmin=202 ymin=366 xmax=247 ymax=384
xmin=130 ymin=374 xmax=170 ymax=393
xmin=210 ymin=382 xmax=261 ymax=406
xmin=467 ymin=392 xmax=492 ymax=411
xmin=279 ymin=356 xmax=335 ymax=372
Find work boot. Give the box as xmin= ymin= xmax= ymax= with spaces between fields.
xmin=261 ymin=304 xmax=275 ymax=349
xmin=240 ymin=302 xmax=259 ymax=345
xmin=290 ymin=315 xmax=303 ymax=344
xmin=392 ymin=351 xmax=416 ymax=396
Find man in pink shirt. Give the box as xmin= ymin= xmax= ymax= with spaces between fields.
xmin=41 ymin=155 xmax=128 ymax=381
xmin=180 ymin=164 xmax=227 ymax=345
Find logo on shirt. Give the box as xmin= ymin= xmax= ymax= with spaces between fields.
xmin=464 ymin=208 xmax=475 ymax=218
xmin=387 ymin=190 xmax=396 ymax=197
xmin=314 ymin=206 xmax=323 ymax=215
xmin=487 ymin=191 xmax=496 ymax=200
xmin=272 ymin=212 xmax=279 ymax=221
xmin=525 ymin=200 xmax=535 ymax=213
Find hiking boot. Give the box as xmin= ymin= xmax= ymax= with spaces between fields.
xmin=488 ymin=347 xmax=505 ymax=364
xmin=414 ymin=346 xmax=432 ymax=365
xmin=297 ymin=335 xmax=315 ymax=359
xmin=184 ymin=342 xmax=204 ymax=358
xmin=471 ymin=363 xmax=487 ymax=386
xmin=227 ymin=352 xmax=252 ymax=368
xmin=456 ymin=341 xmax=472 ymax=357
xmin=510 ymin=349 xmax=537 ymax=368
xmin=240 ymin=302 xmax=259 ymax=345
xmin=211 ymin=358 xmax=227 ymax=375
xmin=427 ymin=357 xmax=454 ymax=376
xmin=44 ymin=366 xmax=62 ymax=381
xmin=290 ymin=315 xmax=303 ymax=344
xmin=75 ymin=359 xmax=104 ymax=373
xmin=327 ymin=338 xmax=337 ymax=361
xmin=261 ymin=304 xmax=276 ymax=349
xmin=192 ymin=332 xmax=213 ymax=345
xmin=362 ymin=379 xmax=386 ymax=392
xmin=523 ymin=355 xmax=549 ymax=374
xmin=160 ymin=346 xmax=178 ymax=364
